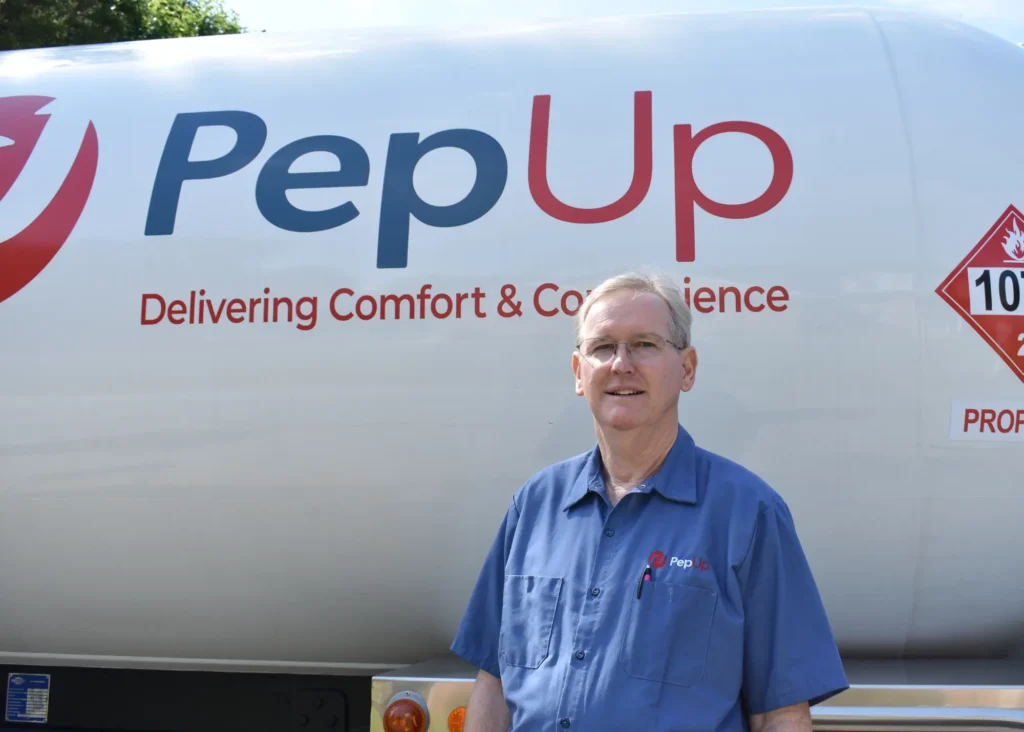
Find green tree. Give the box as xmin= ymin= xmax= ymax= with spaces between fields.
xmin=144 ymin=0 xmax=243 ymax=39
xmin=0 ymin=0 xmax=245 ymax=51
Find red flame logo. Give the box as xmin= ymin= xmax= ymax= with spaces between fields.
xmin=0 ymin=96 xmax=98 ymax=304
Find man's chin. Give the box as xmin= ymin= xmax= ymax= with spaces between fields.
xmin=596 ymin=409 xmax=647 ymax=432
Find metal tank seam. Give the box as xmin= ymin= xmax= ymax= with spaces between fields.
xmin=863 ymin=5 xmax=929 ymax=662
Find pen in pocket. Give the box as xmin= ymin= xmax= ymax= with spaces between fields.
xmin=636 ymin=563 xmax=652 ymax=599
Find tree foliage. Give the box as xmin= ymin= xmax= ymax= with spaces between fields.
xmin=0 ymin=0 xmax=245 ymax=51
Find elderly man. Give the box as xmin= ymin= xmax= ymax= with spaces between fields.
xmin=450 ymin=271 xmax=848 ymax=731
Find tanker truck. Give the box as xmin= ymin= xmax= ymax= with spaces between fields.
xmin=1 ymin=4 xmax=1023 ymax=731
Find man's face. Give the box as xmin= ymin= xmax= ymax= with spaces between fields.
xmin=572 ymin=290 xmax=697 ymax=432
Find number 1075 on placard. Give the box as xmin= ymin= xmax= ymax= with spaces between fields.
xmin=970 ymin=267 xmax=1024 ymax=315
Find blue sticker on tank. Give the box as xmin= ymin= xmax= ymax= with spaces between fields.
xmin=5 ymin=673 xmax=50 ymax=724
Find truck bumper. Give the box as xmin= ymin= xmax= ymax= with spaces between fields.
xmin=370 ymin=655 xmax=1024 ymax=731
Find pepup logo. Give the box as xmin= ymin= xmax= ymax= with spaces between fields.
xmin=649 ymin=550 xmax=710 ymax=572
xmin=144 ymin=92 xmax=792 ymax=268
xmin=0 ymin=95 xmax=98 ymax=304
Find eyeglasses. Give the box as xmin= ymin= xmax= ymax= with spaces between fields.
xmin=575 ymin=334 xmax=686 ymax=366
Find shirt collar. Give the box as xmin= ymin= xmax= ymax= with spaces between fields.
xmin=562 ymin=423 xmax=698 ymax=511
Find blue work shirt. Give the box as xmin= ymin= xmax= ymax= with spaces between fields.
xmin=450 ymin=424 xmax=849 ymax=731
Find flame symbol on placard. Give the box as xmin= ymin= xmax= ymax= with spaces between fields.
xmin=1002 ymin=220 xmax=1024 ymax=262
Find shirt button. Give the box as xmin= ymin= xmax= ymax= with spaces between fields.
xmin=561 ymin=719 xmax=571 ymax=728
xmin=575 ymin=650 xmax=585 ymax=660
xmin=591 ymin=587 xmax=600 ymax=597
xmin=604 ymin=528 xmax=614 ymax=537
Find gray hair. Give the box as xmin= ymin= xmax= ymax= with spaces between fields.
xmin=574 ymin=271 xmax=693 ymax=348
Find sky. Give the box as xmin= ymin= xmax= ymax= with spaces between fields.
xmin=219 ymin=0 xmax=1024 ymax=42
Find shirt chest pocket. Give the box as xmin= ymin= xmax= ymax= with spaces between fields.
xmin=619 ymin=579 xmax=717 ymax=687
xmin=499 ymin=574 xmax=563 ymax=669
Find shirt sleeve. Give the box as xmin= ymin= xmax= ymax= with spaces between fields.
xmin=738 ymin=492 xmax=849 ymax=715
xmin=449 ymin=494 xmax=521 ymax=678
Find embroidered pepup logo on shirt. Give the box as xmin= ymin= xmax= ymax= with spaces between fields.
xmin=648 ymin=551 xmax=710 ymax=572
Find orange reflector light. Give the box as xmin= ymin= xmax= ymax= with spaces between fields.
xmin=448 ymin=706 xmax=467 ymax=731
xmin=383 ymin=698 xmax=426 ymax=732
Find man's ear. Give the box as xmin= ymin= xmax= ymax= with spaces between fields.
xmin=572 ymin=351 xmax=585 ymax=396
xmin=680 ymin=347 xmax=698 ymax=392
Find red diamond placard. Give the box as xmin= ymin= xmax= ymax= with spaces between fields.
xmin=936 ymin=204 xmax=1024 ymax=384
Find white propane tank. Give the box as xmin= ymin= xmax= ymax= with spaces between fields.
xmin=1 ymin=6 xmax=1023 ymax=679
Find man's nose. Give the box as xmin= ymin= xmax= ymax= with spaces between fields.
xmin=610 ymin=343 xmax=636 ymax=371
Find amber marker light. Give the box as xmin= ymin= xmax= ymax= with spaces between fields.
xmin=382 ymin=692 xmax=429 ymax=732
xmin=448 ymin=705 xmax=467 ymax=731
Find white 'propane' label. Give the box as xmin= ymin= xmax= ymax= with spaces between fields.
xmin=950 ymin=400 xmax=1024 ymax=441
